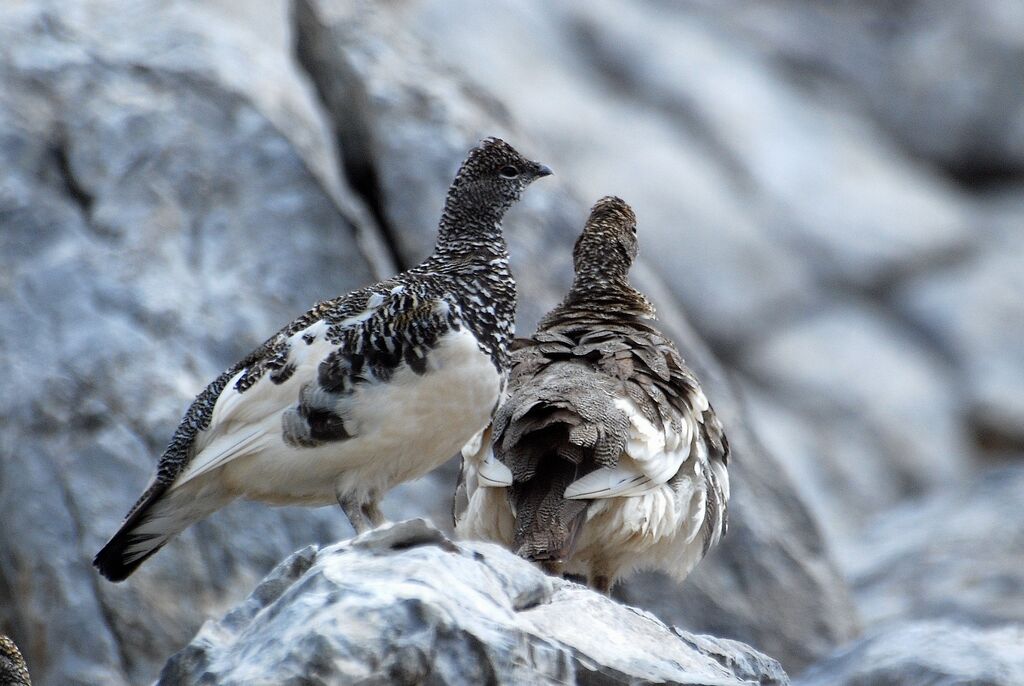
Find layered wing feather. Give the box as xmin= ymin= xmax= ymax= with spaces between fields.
xmin=491 ymin=315 xmax=728 ymax=565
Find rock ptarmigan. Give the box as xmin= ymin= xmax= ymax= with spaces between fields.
xmin=94 ymin=137 xmax=552 ymax=582
xmin=0 ymin=635 xmax=31 ymax=686
xmin=456 ymin=196 xmax=729 ymax=594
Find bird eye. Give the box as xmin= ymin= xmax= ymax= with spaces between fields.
xmin=499 ymin=166 xmax=520 ymax=179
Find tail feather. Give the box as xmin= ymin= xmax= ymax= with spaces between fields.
xmin=93 ymin=482 xmax=177 ymax=582
xmin=511 ymin=458 xmax=592 ymax=563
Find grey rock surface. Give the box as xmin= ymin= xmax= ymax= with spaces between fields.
xmin=159 ymin=520 xmax=790 ymax=686
xmin=563 ymin=0 xmax=971 ymax=291
xmin=849 ymin=465 xmax=1024 ymax=629
xmin=407 ymin=0 xmax=973 ymax=341
xmin=797 ymin=621 xmax=1024 ymax=686
xmin=897 ymin=215 xmax=1024 ymax=450
xmin=0 ymin=2 xmax=380 ymax=684
xmin=692 ymin=0 xmax=1024 ymax=176
xmin=739 ymin=302 xmax=973 ymax=563
xmin=402 ymin=0 xmax=820 ymax=348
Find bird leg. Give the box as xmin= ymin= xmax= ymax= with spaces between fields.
xmin=590 ymin=573 xmax=614 ymax=596
xmin=337 ymin=489 xmax=372 ymax=535
xmin=361 ymin=496 xmax=386 ymax=528
xmin=540 ymin=559 xmax=565 ymax=577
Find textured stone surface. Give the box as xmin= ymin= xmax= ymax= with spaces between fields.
xmin=160 ymin=520 xmax=790 ymax=686
xmin=739 ymin=302 xmax=973 ymax=562
xmin=798 ymin=621 xmax=1024 ymax=686
xmin=564 ymin=0 xmax=971 ymax=290
xmin=407 ymin=0 xmax=973 ymax=342
xmin=897 ymin=220 xmax=1024 ymax=450
xmin=849 ymin=465 xmax=1024 ymax=629
xmin=690 ymin=0 xmax=1024 ymax=176
xmin=0 ymin=2 xmax=380 ymax=684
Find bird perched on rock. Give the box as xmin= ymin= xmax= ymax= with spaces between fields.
xmin=456 ymin=197 xmax=729 ymax=594
xmin=0 ymin=635 xmax=31 ymax=686
xmin=94 ymin=137 xmax=552 ymax=582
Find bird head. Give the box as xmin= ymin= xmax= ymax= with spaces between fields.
xmin=444 ymin=137 xmax=553 ymax=223
xmin=573 ymin=196 xmax=639 ymax=279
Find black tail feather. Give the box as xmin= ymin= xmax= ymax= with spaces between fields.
xmin=93 ymin=483 xmax=168 ymax=582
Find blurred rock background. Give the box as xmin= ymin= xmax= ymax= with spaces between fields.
xmin=0 ymin=0 xmax=1021 ymax=684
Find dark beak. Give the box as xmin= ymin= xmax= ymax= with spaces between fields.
xmin=533 ymin=163 xmax=553 ymax=178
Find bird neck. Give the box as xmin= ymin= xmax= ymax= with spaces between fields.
xmin=554 ymin=273 xmax=655 ymax=320
xmin=433 ymin=206 xmax=509 ymax=263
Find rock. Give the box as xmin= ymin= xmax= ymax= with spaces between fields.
xmin=298 ymin=4 xmax=860 ymax=671
xmin=896 ymin=217 xmax=1024 ymax=451
xmin=0 ymin=2 xmax=387 ymax=684
xmin=742 ymin=386 xmax=889 ymax=560
xmin=687 ymin=0 xmax=1024 ymax=176
xmin=849 ymin=465 xmax=1024 ymax=629
xmin=739 ymin=301 xmax=973 ymax=562
xmin=159 ymin=520 xmax=790 ymax=686
xmin=797 ymin=621 xmax=1024 ymax=686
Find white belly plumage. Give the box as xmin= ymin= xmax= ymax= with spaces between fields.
xmin=178 ymin=327 xmax=502 ymax=506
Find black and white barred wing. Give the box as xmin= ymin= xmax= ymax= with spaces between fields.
xmin=171 ymin=288 xmax=402 ymax=489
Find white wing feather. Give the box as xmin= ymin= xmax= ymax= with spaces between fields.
xmin=174 ymin=319 xmax=336 ymax=488
xmin=461 ymin=425 xmax=512 ymax=487
xmin=564 ymin=396 xmax=693 ymax=500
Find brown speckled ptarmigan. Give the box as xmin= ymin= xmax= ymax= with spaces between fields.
xmin=0 ymin=635 xmax=30 ymax=686
xmin=456 ymin=196 xmax=729 ymax=594
xmin=94 ymin=138 xmax=551 ymax=582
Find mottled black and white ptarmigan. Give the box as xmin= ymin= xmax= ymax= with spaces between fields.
xmin=0 ymin=635 xmax=31 ymax=686
xmin=456 ymin=196 xmax=729 ymax=594
xmin=94 ymin=137 xmax=552 ymax=582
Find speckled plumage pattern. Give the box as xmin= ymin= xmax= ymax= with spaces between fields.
xmin=457 ymin=197 xmax=729 ymax=593
xmin=0 ymin=635 xmax=30 ymax=686
xmin=94 ymin=138 xmax=551 ymax=582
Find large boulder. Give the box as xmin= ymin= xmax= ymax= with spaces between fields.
xmin=896 ymin=206 xmax=1024 ymax=451
xmin=739 ymin=302 xmax=973 ymax=563
xmin=159 ymin=520 xmax=790 ymax=686
xmin=798 ymin=621 xmax=1024 ymax=686
xmin=687 ymin=0 xmax=1024 ymax=177
xmin=849 ymin=465 xmax=1024 ymax=629
xmin=0 ymin=2 xmax=385 ymax=684
xmin=405 ymin=0 xmax=972 ymax=346
xmin=400 ymin=0 xmax=820 ymax=349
